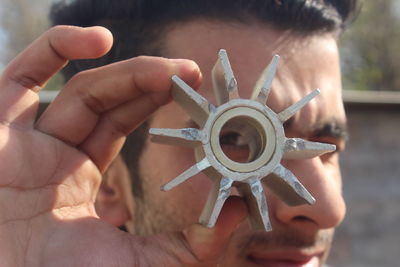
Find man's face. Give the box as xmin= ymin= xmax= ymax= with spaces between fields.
xmin=133 ymin=20 xmax=347 ymax=266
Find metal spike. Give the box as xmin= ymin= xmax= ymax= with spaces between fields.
xmin=211 ymin=49 xmax=239 ymax=106
xmin=199 ymin=177 xmax=233 ymax=227
xmin=149 ymin=128 xmax=204 ymax=147
xmin=236 ymin=179 xmax=272 ymax=231
xmin=283 ymin=138 xmax=336 ymax=160
xmin=161 ymin=158 xmax=211 ymax=191
xmin=278 ymin=89 xmax=320 ymax=122
xmin=266 ymin=164 xmax=316 ymax=206
xmin=153 ymin=50 xmax=330 ymax=232
xmin=251 ymin=55 xmax=280 ymax=104
xmin=171 ymin=75 xmax=214 ymax=127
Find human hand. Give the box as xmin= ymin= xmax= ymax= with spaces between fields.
xmin=0 ymin=26 xmax=246 ymax=267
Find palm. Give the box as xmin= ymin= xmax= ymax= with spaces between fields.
xmin=0 ymin=125 xmax=106 ymax=264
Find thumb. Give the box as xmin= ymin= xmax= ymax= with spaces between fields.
xmin=141 ymin=196 xmax=248 ymax=266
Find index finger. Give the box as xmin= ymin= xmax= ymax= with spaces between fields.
xmin=0 ymin=26 xmax=113 ymax=125
xmin=2 ymin=25 xmax=112 ymax=90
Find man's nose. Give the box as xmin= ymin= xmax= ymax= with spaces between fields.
xmin=271 ymin=157 xmax=346 ymax=229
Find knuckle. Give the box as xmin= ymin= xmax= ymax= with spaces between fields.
xmin=6 ymin=72 xmax=42 ymax=90
xmin=69 ymin=71 xmax=107 ymax=114
xmin=129 ymin=56 xmax=172 ymax=88
xmin=132 ymin=56 xmax=171 ymax=72
xmin=106 ymin=116 xmax=132 ymax=136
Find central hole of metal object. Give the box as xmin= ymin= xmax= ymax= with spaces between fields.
xmin=219 ymin=116 xmax=266 ymax=164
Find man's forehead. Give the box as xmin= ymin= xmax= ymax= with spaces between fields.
xmin=162 ymin=20 xmax=340 ymax=89
xmin=161 ymin=19 xmax=345 ymax=134
xmin=162 ymin=19 xmax=300 ymax=71
xmin=162 ymin=19 xmax=337 ymax=63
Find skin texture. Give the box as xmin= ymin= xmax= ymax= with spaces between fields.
xmin=107 ymin=20 xmax=347 ymax=266
xmin=0 ymin=20 xmax=347 ymax=267
xmin=0 ymin=25 xmax=249 ymax=267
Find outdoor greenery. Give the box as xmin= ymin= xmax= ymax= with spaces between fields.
xmin=340 ymin=0 xmax=400 ymax=91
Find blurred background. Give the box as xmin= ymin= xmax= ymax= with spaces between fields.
xmin=0 ymin=0 xmax=399 ymax=266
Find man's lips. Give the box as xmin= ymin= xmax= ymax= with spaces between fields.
xmin=247 ymin=250 xmax=323 ymax=267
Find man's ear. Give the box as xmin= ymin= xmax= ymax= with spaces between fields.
xmin=95 ymin=155 xmax=135 ymax=229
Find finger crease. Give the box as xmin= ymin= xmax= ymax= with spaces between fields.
xmin=80 ymin=90 xmax=107 ymax=114
xmin=47 ymin=35 xmax=67 ymax=62
xmin=104 ymin=115 xmax=131 ymax=136
xmin=8 ymin=73 xmax=43 ymax=91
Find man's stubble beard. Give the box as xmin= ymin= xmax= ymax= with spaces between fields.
xmin=131 ymin=177 xmax=335 ymax=266
xmin=131 ymin=177 xmax=190 ymax=236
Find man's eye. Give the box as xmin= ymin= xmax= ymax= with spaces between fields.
xmin=320 ymin=150 xmax=340 ymax=164
xmin=219 ymin=132 xmax=250 ymax=163
xmin=219 ymin=132 xmax=241 ymax=146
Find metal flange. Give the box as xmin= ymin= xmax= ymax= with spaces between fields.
xmin=149 ymin=49 xmax=335 ymax=231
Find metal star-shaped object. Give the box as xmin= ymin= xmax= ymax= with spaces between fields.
xmin=149 ymin=49 xmax=335 ymax=231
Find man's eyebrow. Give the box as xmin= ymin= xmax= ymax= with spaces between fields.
xmin=284 ymin=118 xmax=349 ymax=141
xmin=311 ymin=120 xmax=349 ymax=141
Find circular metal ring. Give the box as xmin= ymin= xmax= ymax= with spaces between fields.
xmin=210 ymin=107 xmax=276 ymax=172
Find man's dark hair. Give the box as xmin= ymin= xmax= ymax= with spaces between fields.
xmin=50 ymin=0 xmax=358 ymax=199
xmin=51 ymin=0 xmax=359 ymax=80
